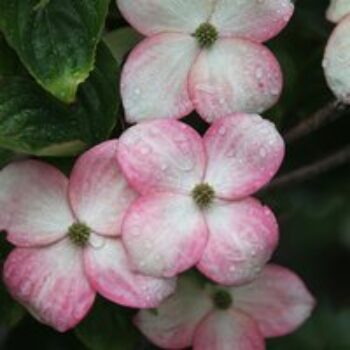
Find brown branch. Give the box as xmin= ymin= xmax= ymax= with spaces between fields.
xmin=267 ymin=145 xmax=350 ymax=190
xmin=284 ymin=100 xmax=349 ymax=144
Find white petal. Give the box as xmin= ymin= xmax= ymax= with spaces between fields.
xmin=193 ymin=309 xmax=265 ymax=350
xmin=4 ymin=239 xmax=95 ymax=332
xmin=0 ymin=161 xmax=74 ymax=247
xmin=189 ymin=39 xmax=282 ymax=122
xmin=204 ymin=115 xmax=284 ymax=199
xmin=327 ymin=0 xmax=350 ymax=23
xmin=69 ymin=141 xmax=137 ymax=237
xmin=117 ymin=0 xmax=214 ymax=35
xmin=324 ymin=17 xmax=350 ymax=103
xmin=122 ymin=193 xmax=208 ymax=278
xmin=135 ymin=275 xmax=212 ymax=349
xmin=117 ymin=119 xmax=206 ymax=195
xmin=233 ymin=264 xmax=315 ymax=337
xmin=84 ymin=235 xmax=176 ymax=308
xmin=121 ymin=33 xmax=199 ymax=122
xmin=197 ymin=198 xmax=278 ymax=286
xmin=211 ymin=0 xmax=294 ymax=42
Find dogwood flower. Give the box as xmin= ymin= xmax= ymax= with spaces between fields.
xmin=118 ymin=114 xmax=284 ymax=285
xmin=327 ymin=0 xmax=350 ymax=23
xmin=117 ymin=0 xmax=294 ymax=123
xmin=0 ymin=141 xmax=176 ymax=332
xmin=136 ymin=265 xmax=315 ymax=350
xmin=323 ymin=14 xmax=350 ymax=104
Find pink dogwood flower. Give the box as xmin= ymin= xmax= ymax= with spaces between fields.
xmin=136 ymin=265 xmax=315 ymax=350
xmin=0 ymin=141 xmax=175 ymax=332
xmin=323 ymin=13 xmax=350 ymax=104
xmin=117 ymin=0 xmax=294 ymax=123
xmin=327 ymin=0 xmax=350 ymax=23
xmin=118 ymin=114 xmax=285 ymax=285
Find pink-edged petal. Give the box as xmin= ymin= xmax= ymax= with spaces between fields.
xmin=327 ymin=0 xmax=350 ymax=23
xmin=234 ymin=264 xmax=315 ymax=338
xmin=122 ymin=193 xmax=208 ymax=278
xmin=84 ymin=234 xmax=176 ymax=308
xmin=121 ymin=33 xmax=199 ymax=123
xmin=193 ymin=309 xmax=265 ymax=350
xmin=197 ymin=198 xmax=279 ymax=286
xmin=0 ymin=160 xmax=74 ymax=247
xmin=204 ymin=114 xmax=284 ymax=199
xmin=189 ymin=39 xmax=283 ymax=123
xmin=69 ymin=141 xmax=136 ymax=237
xmin=323 ymin=17 xmax=350 ymax=104
xmin=135 ymin=275 xmax=212 ymax=349
xmin=117 ymin=120 xmax=206 ymax=195
xmin=211 ymin=0 xmax=294 ymax=42
xmin=3 ymin=239 xmax=95 ymax=332
xmin=117 ymin=0 xmax=214 ymax=36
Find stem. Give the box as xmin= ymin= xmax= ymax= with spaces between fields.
xmin=267 ymin=145 xmax=350 ymax=190
xmin=284 ymin=100 xmax=349 ymax=144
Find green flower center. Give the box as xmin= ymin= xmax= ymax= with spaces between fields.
xmin=68 ymin=222 xmax=91 ymax=247
xmin=194 ymin=22 xmax=218 ymax=48
xmin=212 ymin=290 xmax=233 ymax=310
xmin=192 ymin=183 xmax=215 ymax=209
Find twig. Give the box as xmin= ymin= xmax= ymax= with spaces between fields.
xmin=284 ymin=100 xmax=349 ymax=144
xmin=267 ymin=145 xmax=350 ymax=190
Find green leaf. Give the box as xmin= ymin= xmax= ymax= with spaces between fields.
xmin=0 ymin=0 xmax=110 ymax=103
xmin=75 ymin=297 xmax=139 ymax=350
xmin=0 ymin=284 xmax=25 ymax=328
xmin=0 ymin=34 xmax=23 ymax=77
xmin=0 ymin=235 xmax=25 ymax=328
xmin=0 ymin=43 xmax=119 ymax=156
xmin=104 ymin=27 xmax=143 ymax=66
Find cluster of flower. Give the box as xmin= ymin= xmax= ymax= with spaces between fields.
xmin=1 ymin=0 xmax=349 ymax=349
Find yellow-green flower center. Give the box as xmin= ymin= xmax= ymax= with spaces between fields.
xmin=213 ymin=289 xmax=233 ymax=310
xmin=68 ymin=222 xmax=91 ymax=247
xmin=194 ymin=22 xmax=218 ymax=48
xmin=192 ymin=183 xmax=215 ymax=209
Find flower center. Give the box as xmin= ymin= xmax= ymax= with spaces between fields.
xmin=194 ymin=22 xmax=218 ymax=48
xmin=68 ymin=222 xmax=91 ymax=247
xmin=212 ymin=290 xmax=233 ymax=310
xmin=192 ymin=183 xmax=215 ymax=209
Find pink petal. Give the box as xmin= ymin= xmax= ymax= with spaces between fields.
xmin=122 ymin=193 xmax=208 ymax=278
xmin=189 ymin=39 xmax=283 ymax=122
xmin=69 ymin=141 xmax=137 ymax=237
xmin=117 ymin=0 xmax=214 ymax=36
xmin=3 ymin=239 xmax=95 ymax=332
xmin=203 ymin=114 xmax=285 ymax=199
xmin=193 ymin=309 xmax=265 ymax=350
xmin=121 ymin=33 xmax=199 ymax=123
xmin=323 ymin=16 xmax=350 ymax=104
xmin=84 ymin=234 xmax=176 ymax=308
xmin=327 ymin=0 xmax=350 ymax=23
xmin=211 ymin=0 xmax=294 ymax=42
xmin=117 ymin=120 xmax=206 ymax=195
xmin=135 ymin=276 xmax=212 ymax=349
xmin=197 ymin=198 xmax=279 ymax=286
xmin=0 ymin=161 xmax=74 ymax=247
xmin=234 ymin=264 xmax=315 ymax=337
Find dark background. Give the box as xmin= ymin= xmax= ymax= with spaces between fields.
xmin=1 ymin=0 xmax=350 ymax=349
